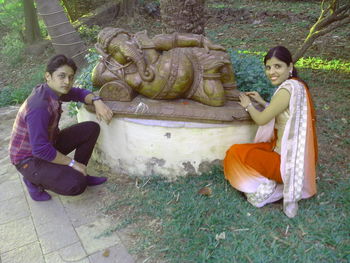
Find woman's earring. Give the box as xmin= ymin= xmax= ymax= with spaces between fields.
xmin=289 ymin=70 xmax=293 ymax=77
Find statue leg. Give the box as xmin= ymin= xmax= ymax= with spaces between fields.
xmin=191 ymin=71 xmax=226 ymax=107
xmin=221 ymin=63 xmax=240 ymax=101
xmin=221 ymin=63 xmax=236 ymax=89
xmin=99 ymin=81 xmax=137 ymax=102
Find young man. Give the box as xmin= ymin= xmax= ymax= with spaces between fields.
xmin=9 ymin=54 xmax=114 ymax=201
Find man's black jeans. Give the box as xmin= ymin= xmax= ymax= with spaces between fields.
xmin=16 ymin=121 xmax=100 ymax=195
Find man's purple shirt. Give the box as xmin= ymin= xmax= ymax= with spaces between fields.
xmin=9 ymin=83 xmax=91 ymax=165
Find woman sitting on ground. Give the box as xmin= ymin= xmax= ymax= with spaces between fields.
xmin=224 ymin=46 xmax=318 ymax=218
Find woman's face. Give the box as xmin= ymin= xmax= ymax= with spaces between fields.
xmin=265 ymin=57 xmax=293 ymax=86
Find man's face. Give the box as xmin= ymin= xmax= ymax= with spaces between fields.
xmin=45 ymin=65 xmax=75 ymax=96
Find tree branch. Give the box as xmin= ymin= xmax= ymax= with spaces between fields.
xmin=317 ymin=4 xmax=349 ymax=29
xmin=293 ymin=1 xmax=350 ymax=63
xmin=316 ymin=16 xmax=350 ymax=37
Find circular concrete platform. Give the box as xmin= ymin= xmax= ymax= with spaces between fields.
xmin=77 ymin=107 xmax=257 ymax=179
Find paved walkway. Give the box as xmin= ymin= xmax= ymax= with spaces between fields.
xmin=0 ymin=106 xmax=136 ymax=263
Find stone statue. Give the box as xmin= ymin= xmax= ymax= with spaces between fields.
xmin=92 ymin=27 xmax=238 ymax=107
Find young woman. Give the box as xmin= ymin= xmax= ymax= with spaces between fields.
xmin=224 ymin=46 xmax=318 ymax=218
xmin=9 ymin=54 xmax=114 ymax=201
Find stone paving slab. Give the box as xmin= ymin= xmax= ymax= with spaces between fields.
xmin=0 ymin=178 xmax=24 ymax=202
xmin=1 ymin=241 xmax=45 ymax=263
xmin=60 ymin=186 xmax=106 ymax=227
xmin=89 ymin=244 xmax=135 ymax=263
xmin=44 ymin=242 xmax=89 ymax=263
xmin=37 ymin=222 xmax=80 ymax=255
xmin=0 ymin=216 xmax=37 ymax=254
xmin=0 ymin=169 xmax=18 ymax=184
xmin=76 ymin=218 xmax=122 ymax=255
xmin=0 ymin=172 xmax=137 ymax=262
xmin=27 ymin=195 xmax=72 ymax=226
xmin=0 ymin=195 xmax=30 ymax=224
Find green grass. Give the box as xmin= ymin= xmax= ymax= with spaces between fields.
xmin=103 ymin=165 xmax=349 ymax=262
xmin=0 ymin=64 xmax=45 ymax=107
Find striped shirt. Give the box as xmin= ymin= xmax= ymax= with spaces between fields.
xmin=9 ymin=83 xmax=91 ymax=165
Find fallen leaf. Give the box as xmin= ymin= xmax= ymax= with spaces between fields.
xmin=102 ymin=249 xmax=110 ymax=257
xmin=198 ymin=186 xmax=212 ymax=196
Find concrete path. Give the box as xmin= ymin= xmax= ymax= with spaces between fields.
xmin=0 ymin=105 xmax=136 ymax=263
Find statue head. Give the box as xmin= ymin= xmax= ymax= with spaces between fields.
xmin=96 ymin=27 xmax=154 ymax=81
xmin=96 ymin=27 xmax=130 ymax=63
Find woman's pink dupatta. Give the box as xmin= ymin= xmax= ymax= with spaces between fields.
xmin=254 ymin=79 xmax=317 ymax=217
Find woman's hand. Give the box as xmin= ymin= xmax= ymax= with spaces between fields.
xmin=245 ymin=91 xmax=266 ymax=106
xmin=94 ymin=100 xmax=113 ymax=124
xmin=238 ymin=93 xmax=252 ymax=108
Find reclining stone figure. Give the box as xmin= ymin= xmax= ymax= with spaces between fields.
xmin=92 ymin=27 xmax=238 ymax=107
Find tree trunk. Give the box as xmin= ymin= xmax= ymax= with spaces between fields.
xmin=23 ymin=0 xmax=42 ymax=44
xmin=35 ymin=0 xmax=87 ymax=68
xmin=160 ymin=0 xmax=205 ymax=34
xmin=119 ymin=0 xmax=136 ymax=22
xmin=61 ymin=0 xmax=78 ymax=22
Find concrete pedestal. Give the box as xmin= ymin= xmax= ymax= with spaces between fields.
xmin=77 ymin=107 xmax=257 ymax=179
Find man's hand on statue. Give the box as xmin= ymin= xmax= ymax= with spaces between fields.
xmin=94 ymin=100 xmax=113 ymax=124
xmin=72 ymin=161 xmax=87 ymax=176
xmin=245 ymin=91 xmax=265 ymax=105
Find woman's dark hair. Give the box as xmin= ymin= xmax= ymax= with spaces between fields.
xmin=264 ymin=46 xmax=298 ymax=78
xmin=46 ymin=54 xmax=77 ymax=75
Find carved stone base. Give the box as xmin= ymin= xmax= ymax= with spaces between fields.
xmin=85 ymin=95 xmax=260 ymax=123
xmin=78 ymin=107 xmax=258 ymax=179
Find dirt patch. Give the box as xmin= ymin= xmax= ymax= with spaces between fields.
xmin=209 ymin=7 xmax=314 ymax=24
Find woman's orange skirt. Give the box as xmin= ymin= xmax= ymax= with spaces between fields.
xmin=224 ymin=141 xmax=282 ymax=192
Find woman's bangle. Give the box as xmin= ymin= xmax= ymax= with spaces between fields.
xmin=245 ymin=102 xmax=252 ymax=112
xmin=68 ymin=159 xmax=75 ymax=167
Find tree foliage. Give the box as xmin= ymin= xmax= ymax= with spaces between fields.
xmin=294 ymin=0 xmax=350 ymax=63
xmin=0 ymin=0 xmax=24 ymax=37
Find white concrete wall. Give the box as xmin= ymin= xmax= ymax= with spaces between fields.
xmin=78 ymin=107 xmax=258 ymax=179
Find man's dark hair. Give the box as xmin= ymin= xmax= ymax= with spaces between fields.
xmin=46 ymin=54 xmax=77 ymax=75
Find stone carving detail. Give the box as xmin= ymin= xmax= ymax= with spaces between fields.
xmin=92 ymin=27 xmax=239 ymax=107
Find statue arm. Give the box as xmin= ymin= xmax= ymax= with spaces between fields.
xmin=152 ymin=33 xmax=225 ymax=51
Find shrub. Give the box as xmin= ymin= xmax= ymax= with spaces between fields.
xmin=0 ymin=65 xmax=44 ymax=107
xmin=75 ymin=49 xmax=100 ymax=91
xmin=68 ymin=49 xmax=100 ymax=116
xmin=0 ymin=33 xmax=25 ymax=66
xmin=229 ymin=49 xmax=275 ymax=100
xmin=77 ymin=24 xmax=101 ymax=44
